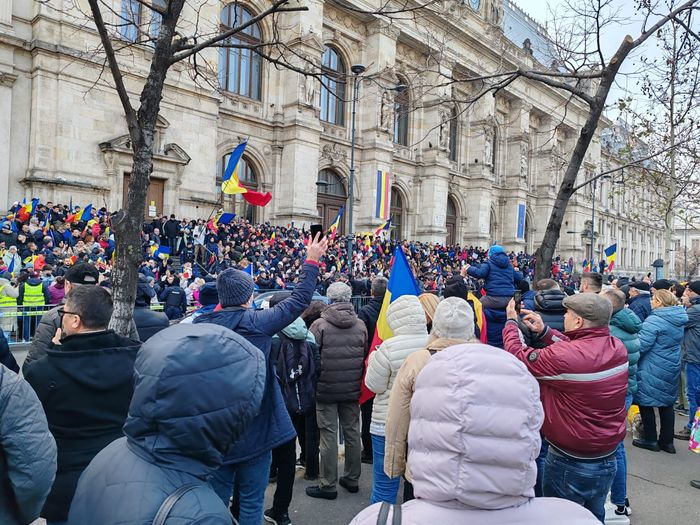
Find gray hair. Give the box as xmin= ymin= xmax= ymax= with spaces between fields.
xmin=371 ymin=276 xmax=388 ymax=298
xmin=326 ymin=282 xmax=352 ymax=303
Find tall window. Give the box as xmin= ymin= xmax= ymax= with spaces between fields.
xmin=320 ymin=46 xmax=346 ymax=125
xmin=218 ymin=5 xmax=262 ymax=100
xmin=149 ymin=0 xmax=166 ymax=42
xmin=119 ymin=0 xmax=142 ymax=42
xmin=390 ymin=187 xmax=404 ymax=240
xmin=448 ymin=106 xmax=458 ymax=161
xmin=394 ymin=86 xmax=410 ymax=146
xmin=217 ymin=153 xmax=258 ymax=222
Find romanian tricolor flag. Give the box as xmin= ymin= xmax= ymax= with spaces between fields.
xmin=604 ymin=243 xmax=617 ymax=272
xmin=374 ymin=217 xmax=392 ymax=237
xmin=359 ymin=246 xmax=420 ymax=404
xmin=221 ymin=142 xmax=272 ymax=206
xmin=328 ymin=207 xmax=344 ymax=240
xmin=582 ymin=259 xmax=590 ymax=272
xmin=375 ymin=170 xmax=391 ymax=219
xmin=17 ymin=198 xmax=39 ymax=222
xmin=67 ymin=204 xmax=92 ymax=224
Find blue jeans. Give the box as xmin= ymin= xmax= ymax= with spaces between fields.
xmin=543 ymin=448 xmax=617 ymax=523
xmin=47 ymin=521 xmax=68 ymax=525
xmin=209 ymin=451 xmax=272 ymax=525
xmin=610 ymin=393 xmax=633 ymax=506
xmin=687 ymin=362 xmax=700 ymax=430
xmin=534 ymin=438 xmax=549 ymax=497
xmin=370 ymin=434 xmax=400 ymax=504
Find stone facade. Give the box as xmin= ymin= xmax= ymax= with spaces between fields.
xmin=0 ymin=0 xmax=665 ymax=274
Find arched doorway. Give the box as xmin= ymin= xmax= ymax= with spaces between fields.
xmin=446 ymin=196 xmax=458 ymax=245
xmin=317 ymin=169 xmax=346 ymax=234
xmin=390 ymin=187 xmax=404 ymax=240
xmin=489 ymin=206 xmax=498 ymax=245
xmin=217 ymin=152 xmax=259 ymax=223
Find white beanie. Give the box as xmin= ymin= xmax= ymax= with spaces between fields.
xmin=431 ymin=297 xmax=474 ymax=340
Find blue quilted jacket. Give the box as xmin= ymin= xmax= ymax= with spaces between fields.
xmin=635 ymin=305 xmax=688 ymax=407
xmin=609 ymin=308 xmax=642 ymax=395
xmin=68 ymin=324 xmax=266 ymax=525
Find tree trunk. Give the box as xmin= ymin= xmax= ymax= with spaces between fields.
xmin=534 ymin=37 xmax=635 ymax=281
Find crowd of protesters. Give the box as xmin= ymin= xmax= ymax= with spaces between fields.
xmin=0 ymin=199 xmax=699 ymax=525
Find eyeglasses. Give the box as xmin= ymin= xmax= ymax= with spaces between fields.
xmin=57 ymin=307 xmax=81 ymax=321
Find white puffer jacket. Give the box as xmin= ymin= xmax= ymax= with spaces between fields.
xmin=365 ymin=295 xmax=428 ymax=435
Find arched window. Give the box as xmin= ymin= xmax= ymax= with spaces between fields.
xmin=320 ymin=47 xmax=346 ymax=125
xmin=317 ymin=169 xmax=347 ymax=235
xmin=448 ymin=106 xmax=458 ymax=162
xmin=217 ymin=152 xmax=259 ymax=222
xmin=446 ymin=196 xmax=457 ymax=245
xmin=218 ymin=5 xmax=262 ymax=100
xmin=390 ymin=187 xmax=404 ymax=240
xmin=394 ymin=85 xmax=410 ymax=146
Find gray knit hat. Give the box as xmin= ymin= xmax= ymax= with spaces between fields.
xmin=431 ymin=297 xmax=474 ymax=340
xmin=326 ymin=282 xmax=352 ymax=303
xmin=217 ymin=268 xmax=255 ymax=307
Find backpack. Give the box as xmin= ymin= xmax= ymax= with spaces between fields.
xmin=276 ymin=332 xmax=317 ymax=415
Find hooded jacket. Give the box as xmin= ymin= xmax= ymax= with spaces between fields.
xmin=383 ymin=336 xmax=471 ymax=479
xmin=310 ymin=302 xmax=367 ymax=403
xmin=0 ymin=365 xmax=57 ymax=525
xmin=352 ymin=345 xmax=598 ymax=525
xmin=636 ymin=305 xmax=688 ymax=407
xmin=364 ymin=296 xmax=428 ymax=435
xmin=519 ymin=289 xmax=567 ymax=348
xmin=609 ymin=307 xmax=642 ymax=395
xmin=194 ymin=260 xmax=319 ymax=463
xmin=502 ymin=322 xmax=628 ymax=457
xmin=466 ymin=251 xmax=523 ymax=297
xmin=270 ymin=317 xmax=319 ymax=373
xmin=68 ymin=324 xmax=266 ymax=525
xmin=24 ymin=330 xmax=140 ymax=521
xmin=683 ymin=297 xmax=700 ymax=365
xmin=628 ymin=293 xmax=652 ymax=323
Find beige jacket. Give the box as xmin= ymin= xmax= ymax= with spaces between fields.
xmin=383 ymin=336 xmax=477 ymax=479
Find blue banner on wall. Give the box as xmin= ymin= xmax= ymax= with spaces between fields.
xmin=516 ymin=204 xmax=526 ymax=239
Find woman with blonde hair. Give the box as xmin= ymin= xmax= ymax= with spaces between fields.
xmin=633 ymin=288 xmax=688 ymax=454
xmin=417 ymin=293 xmax=440 ymax=332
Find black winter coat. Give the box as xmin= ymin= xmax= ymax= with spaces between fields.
xmin=358 ymin=296 xmax=384 ymax=351
xmin=310 ymin=303 xmax=367 ymax=403
xmin=132 ymin=306 xmax=169 ymax=342
xmin=24 ymin=330 xmax=140 ymax=521
xmin=163 ymin=219 xmax=180 ymax=239
xmin=519 ymin=289 xmax=566 ymax=348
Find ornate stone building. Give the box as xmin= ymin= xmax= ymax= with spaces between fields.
xmin=0 ymin=0 xmax=666 ymax=273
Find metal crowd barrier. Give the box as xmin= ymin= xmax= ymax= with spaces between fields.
xmin=351 ymin=296 xmax=372 ymax=313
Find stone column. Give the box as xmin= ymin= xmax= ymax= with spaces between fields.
xmin=0 ymin=0 xmax=11 ymax=26
xmin=0 ymin=72 xmax=16 ymax=208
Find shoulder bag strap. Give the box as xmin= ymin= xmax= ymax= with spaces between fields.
xmin=152 ymin=483 xmax=201 ymax=525
xmin=392 ymin=503 xmax=402 ymax=525
xmin=376 ymin=502 xmax=391 ymax=525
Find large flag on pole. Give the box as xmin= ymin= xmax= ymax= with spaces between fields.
xmin=359 ymin=246 xmax=420 ymax=404
xmin=375 ymin=170 xmax=391 ymax=219
xmin=221 ymin=142 xmax=272 ymax=206
xmin=604 ymin=243 xmax=617 ymax=272
xmin=328 ymin=207 xmax=344 ymax=240
xmin=374 ymin=217 xmax=392 ymax=237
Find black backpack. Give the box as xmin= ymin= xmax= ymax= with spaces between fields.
xmin=276 ymin=333 xmax=317 ymax=415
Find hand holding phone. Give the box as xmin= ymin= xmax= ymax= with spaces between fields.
xmin=310 ymin=224 xmax=324 ymax=240
xmin=513 ymin=291 xmax=522 ymax=314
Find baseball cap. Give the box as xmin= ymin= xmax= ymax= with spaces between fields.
xmin=64 ymin=262 xmax=100 ymax=285
xmin=562 ymin=293 xmax=613 ymax=326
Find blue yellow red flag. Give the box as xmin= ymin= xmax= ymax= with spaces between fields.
xmin=604 ymin=243 xmax=617 ymax=272
xmin=328 ymin=207 xmax=344 ymax=240
xmin=375 ymin=170 xmax=391 ymax=220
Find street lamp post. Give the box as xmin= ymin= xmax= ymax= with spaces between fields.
xmin=347 ymin=64 xmax=365 ymax=280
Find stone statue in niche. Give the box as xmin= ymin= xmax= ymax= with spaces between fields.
xmin=439 ymin=106 xmax=450 ymax=150
xmin=483 ymin=126 xmax=494 ymax=167
xmin=380 ymin=91 xmax=392 ymax=130
xmin=520 ymin=141 xmax=529 ymax=179
xmin=303 ymin=74 xmax=315 ymax=106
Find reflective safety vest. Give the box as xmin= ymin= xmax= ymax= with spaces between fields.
xmin=22 ymin=282 xmax=45 ymax=306
xmin=0 ymin=284 xmax=17 ymax=308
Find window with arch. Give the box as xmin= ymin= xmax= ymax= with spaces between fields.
xmin=217 ymin=152 xmax=259 ymax=222
xmin=320 ymin=46 xmax=346 ymax=125
xmin=394 ymin=85 xmax=410 ymax=146
xmin=317 ymin=169 xmax=347 ymax=236
xmin=218 ymin=4 xmax=262 ymax=100
xmin=446 ymin=196 xmax=458 ymax=245
xmin=317 ymin=168 xmax=346 ymax=197
xmin=390 ymin=187 xmax=404 ymax=240
xmin=448 ymin=106 xmax=459 ymax=161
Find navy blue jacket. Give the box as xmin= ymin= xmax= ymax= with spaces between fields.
xmin=195 ymin=261 xmax=320 ymax=463
xmin=628 ymin=294 xmax=652 ymax=323
xmin=467 ymin=252 xmax=523 ymax=297
xmin=68 ymin=324 xmax=266 ymax=525
xmin=636 ymin=305 xmax=688 ymax=407
xmin=0 ymin=332 xmax=18 ymax=373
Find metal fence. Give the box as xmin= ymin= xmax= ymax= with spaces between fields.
xmin=351 ymin=295 xmax=372 ymax=313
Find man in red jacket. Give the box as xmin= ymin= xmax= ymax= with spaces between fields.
xmin=502 ymin=293 xmax=628 ymax=523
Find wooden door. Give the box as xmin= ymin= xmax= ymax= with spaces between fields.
xmin=317 ymin=194 xmax=346 ymax=235
xmin=123 ymin=174 xmax=165 ymax=219
xmin=446 ymin=221 xmax=456 ymax=245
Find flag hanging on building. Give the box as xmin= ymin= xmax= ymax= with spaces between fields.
xmin=359 ymin=245 xmax=420 ymax=404
xmin=375 ymin=170 xmax=391 ymax=219
xmin=221 ymin=142 xmax=272 ymax=206
xmin=328 ymin=207 xmax=344 ymax=240
xmin=604 ymin=243 xmax=617 ymax=272
xmin=374 ymin=217 xmax=392 ymax=237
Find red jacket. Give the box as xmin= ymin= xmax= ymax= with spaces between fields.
xmin=502 ymin=321 xmax=628 ymax=457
